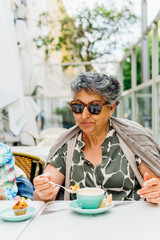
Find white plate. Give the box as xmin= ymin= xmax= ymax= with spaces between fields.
xmin=0 ymin=207 xmax=36 ymax=222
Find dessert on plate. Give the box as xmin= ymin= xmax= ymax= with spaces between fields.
xmin=12 ymin=199 xmax=28 ymax=216
xmin=69 ymin=185 xmax=80 ymax=192
xmin=99 ymin=194 xmax=112 ymax=208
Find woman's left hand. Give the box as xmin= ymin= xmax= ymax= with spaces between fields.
xmin=137 ymin=172 xmax=160 ymax=203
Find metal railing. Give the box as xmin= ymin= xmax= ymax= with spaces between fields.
xmin=117 ymin=10 xmax=160 ymax=143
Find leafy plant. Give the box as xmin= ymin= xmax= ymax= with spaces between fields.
xmin=56 ymin=1 xmax=139 ymax=71
xmin=33 ymin=11 xmax=55 ymax=61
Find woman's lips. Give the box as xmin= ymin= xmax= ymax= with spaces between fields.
xmin=81 ymin=122 xmax=92 ymax=126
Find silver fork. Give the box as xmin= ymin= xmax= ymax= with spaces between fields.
xmin=48 ymin=182 xmax=76 ymax=193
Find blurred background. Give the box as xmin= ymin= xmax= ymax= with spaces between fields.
xmin=0 ymin=0 xmax=160 ymax=147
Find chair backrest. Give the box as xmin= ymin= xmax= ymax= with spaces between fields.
xmin=13 ymin=152 xmax=45 ymax=183
xmin=37 ymin=137 xmax=57 ymax=147
xmin=40 ymin=127 xmax=67 ymax=136
xmin=25 ymin=130 xmax=40 ymax=145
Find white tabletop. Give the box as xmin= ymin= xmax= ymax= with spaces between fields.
xmin=0 ymin=200 xmax=45 ymax=240
xmin=17 ymin=201 xmax=160 ymax=240
xmin=11 ymin=146 xmax=51 ymax=161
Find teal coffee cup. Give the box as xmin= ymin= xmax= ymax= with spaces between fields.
xmin=76 ymin=187 xmax=105 ymax=209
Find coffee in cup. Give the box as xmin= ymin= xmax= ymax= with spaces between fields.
xmin=76 ymin=187 xmax=105 ymax=209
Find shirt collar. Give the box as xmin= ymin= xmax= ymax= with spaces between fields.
xmin=76 ymin=131 xmax=85 ymax=149
xmin=101 ymin=125 xmax=115 ymax=148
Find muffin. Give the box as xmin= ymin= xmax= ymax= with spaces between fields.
xmin=12 ymin=199 xmax=28 ymax=216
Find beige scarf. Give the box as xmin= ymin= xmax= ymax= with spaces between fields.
xmin=45 ymin=117 xmax=160 ymax=200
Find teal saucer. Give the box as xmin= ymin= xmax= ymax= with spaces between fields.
xmin=0 ymin=207 xmax=36 ymax=222
xmin=69 ymin=200 xmax=113 ymax=215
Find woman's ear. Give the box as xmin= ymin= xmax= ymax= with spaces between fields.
xmin=109 ymin=103 xmax=116 ymax=117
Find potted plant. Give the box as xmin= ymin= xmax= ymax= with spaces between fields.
xmin=55 ymin=106 xmax=75 ymax=129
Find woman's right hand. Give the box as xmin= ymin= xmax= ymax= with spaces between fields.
xmin=0 ymin=188 xmax=5 ymax=200
xmin=33 ymin=173 xmax=60 ymax=201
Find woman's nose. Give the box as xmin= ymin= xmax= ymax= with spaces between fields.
xmin=81 ymin=106 xmax=91 ymax=119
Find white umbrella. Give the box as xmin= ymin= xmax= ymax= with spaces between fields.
xmin=0 ymin=0 xmax=23 ymax=109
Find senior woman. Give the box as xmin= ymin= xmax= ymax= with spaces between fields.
xmin=34 ymin=72 xmax=160 ymax=203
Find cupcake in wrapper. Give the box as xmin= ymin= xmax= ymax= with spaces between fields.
xmin=12 ymin=199 xmax=28 ymax=216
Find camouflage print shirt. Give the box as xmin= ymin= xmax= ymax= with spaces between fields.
xmin=48 ymin=126 xmax=142 ymax=201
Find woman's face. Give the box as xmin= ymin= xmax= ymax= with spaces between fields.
xmin=72 ymin=90 xmax=116 ymax=136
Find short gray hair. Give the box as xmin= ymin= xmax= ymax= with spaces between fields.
xmin=70 ymin=72 xmax=122 ymax=106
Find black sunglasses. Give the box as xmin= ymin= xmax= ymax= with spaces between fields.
xmin=68 ymin=101 xmax=108 ymax=115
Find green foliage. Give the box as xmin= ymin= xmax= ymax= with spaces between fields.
xmin=123 ymin=57 xmax=131 ymax=90
xmin=122 ymin=46 xmax=143 ymax=91
xmin=123 ymin=32 xmax=160 ymax=91
xmin=55 ymin=106 xmax=75 ymax=128
xmin=33 ymin=11 xmax=55 ymax=60
xmin=136 ymin=46 xmax=141 ymax=86
xmin=56 ymin=1 xmax=138 ymax=71
xmin=34 ymin=35 xmax=54 ymax=47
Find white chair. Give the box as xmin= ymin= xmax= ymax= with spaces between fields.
xmin=25 ymin=127 xmax=67 ymax=145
